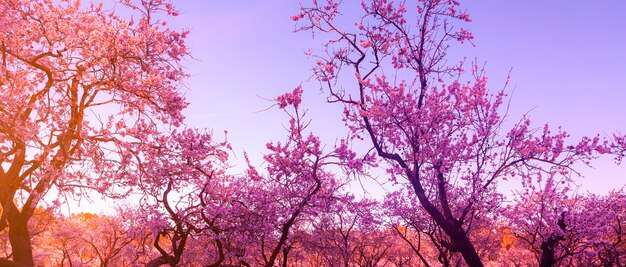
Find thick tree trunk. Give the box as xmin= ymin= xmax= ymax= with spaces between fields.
xmin=539 ymin=244 xmax=556 ymax=267
xmin=0 ymin=258 xmax=26 ymax=267
xmin=7 ymin=204 xmax=34 ymax=267
xmin=419 ymin=208 xmax=483 ymax=266
xmin=409 ymin=179 xmax=484 ymax=267
xmin=539 ymin=235 xmax=562 ymax=267
xmin=448 ymin=228 xmax=482 ymax=267
xmin=145 ymin=256 xmax=172 ymax=267
xmin=8 ymin=228 xmax=33 ymax=266
xmin=205 ymin=239 xmax=225 ymax=267
xmin=539 ymin=212 xmax=567 ymax=267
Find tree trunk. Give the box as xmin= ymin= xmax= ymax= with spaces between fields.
xmin=145 ymin=256 xmax=171 ymax=267
xmin=206 ymin=239 xmax=225 ymax=267
xmin=409 ymin=180 xmax=484 ymax=267
xmin=539 ymin=212 xmax=567 ymax=267
xmin=448 ymin=228 xmax=482 ymax=267
xmin=7 ymin=203 xmax=34 ymax=267
xmin=281 ymin=247 xmax=290 ymax=267
xmin=539 ymin=234 xmax=563 ymax=267
xmin=539 ymin=244 xmax=556 ymax=267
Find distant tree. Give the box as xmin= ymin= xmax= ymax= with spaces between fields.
xmin=508 ymin=183 xmax=626 ymax=267
xmin=124 ymin=128 xmax=230 ymax=267
xmin=40 ymin=213 xmax=141 ymax=266
xmin=235 ymin=87 xmax=359 ymax=267
xmin=304 ymin=195 xmax=381 ymax=267
xmin=586 ymin=190 xmax=626 ymax=266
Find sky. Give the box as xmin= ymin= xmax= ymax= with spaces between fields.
xmin=150 ymin=1 xmax=626 ymax=197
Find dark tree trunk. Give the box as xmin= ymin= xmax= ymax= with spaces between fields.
xmin=539 ymin=212 xmax=567 ymax=267
xmin=449 ymin=230 xmax=482 ymax=267
xmin=145 ymin=256 xmax=172 ymax=267
xmin=281 ymin=247 xmax=290 ymax=267
xmin=408 ymin=178 xmax=484 ymax=267
xmin=7 ymin=203 xmax=34 ymax=267
xmin=539 ymin=233 xmax=565 ymax=267
xmin=205 ymin=239 xmax=225 ymax=267
xmin=419 ymin=209 xmax=483 ymax=266
xmin=539 ymin=236 xmax=560 ymax=267
xmin=1 ymin=179 xmax=33 ymax=267
xmin=0 ymin=258 xmax=27 ymax=267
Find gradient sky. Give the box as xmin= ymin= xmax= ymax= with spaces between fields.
xmin=164 ymin=1 xmax=625 ymax=196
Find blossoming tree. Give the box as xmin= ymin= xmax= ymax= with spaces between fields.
xmin=507 ymin=182 xmax=626 ymax=266
xmin=292 ymin=0 xmax=625 ymax=265
xmin=0 ymin=0 xmax=188 ymax=265
xmin=126 ymin=128 xmax=230 ymax=267
xmin=235 ymin=87 xmax=361 ymax=267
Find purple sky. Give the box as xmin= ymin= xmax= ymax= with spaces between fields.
xmin=169 ymin=1 xmax=625 ymax=195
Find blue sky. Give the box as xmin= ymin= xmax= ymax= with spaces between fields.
xmin=167 ymin=1 xmax=625 ymax=195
